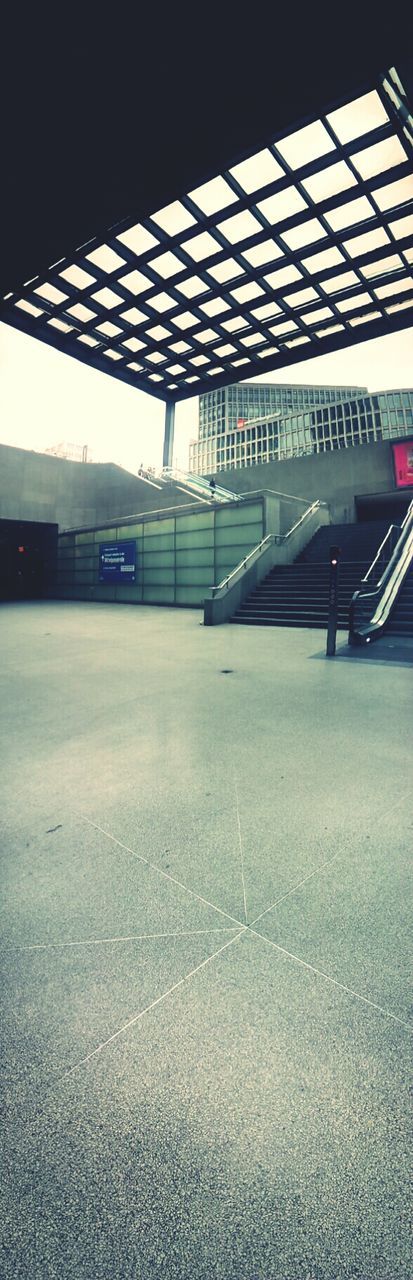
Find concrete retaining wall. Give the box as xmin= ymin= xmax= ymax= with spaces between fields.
xmin=0 ymin=444 xmax=196 ymax=530
xmin=207 ymin=439 xmax=397 ymax=523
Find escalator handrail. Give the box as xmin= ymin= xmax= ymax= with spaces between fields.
xmin=349 ymin=500 xmax=413 ymax=643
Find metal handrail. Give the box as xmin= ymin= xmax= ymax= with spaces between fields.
xmin=282 ymin=500 xmax=327 ymax=541
xmin=238 ymin=488 xmax=315 ymax=504
xmin=159 ymin=466 xmax=243 ymax=502
xmin=349 ymin=499 xmax=413 ymax=644
xmin=209 ymin=499 xmax=325 ymax=597
xmin=210 ymin=536 xmax=275 ymax=598
xmin=361 ymin=524 xmax=398 ymax=582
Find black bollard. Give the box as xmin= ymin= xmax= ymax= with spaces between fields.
xmin=326 ymin=544 xmax=340 ymax=657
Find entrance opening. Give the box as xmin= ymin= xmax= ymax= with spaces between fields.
xmin=0 ymin=520 xmax=58 ymax=601
xmin=355 ymin=492 xmax=412 ymax=524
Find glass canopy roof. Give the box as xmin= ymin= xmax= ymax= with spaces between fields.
xmin=2 ymin=70 xmax=412 ymax=404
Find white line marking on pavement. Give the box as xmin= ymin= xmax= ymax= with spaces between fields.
xmin=234 ymin=771 xmax=248 ymax=925
xmin=59 ymin=928 xmax=247 ymax=1080
xmin=248 ymin=927 xmax=412 ymax=1032
xmin=75 ymin=813 xmax=244 ymax=930
xmin=12 ymin=928 xmax=239 ymax=952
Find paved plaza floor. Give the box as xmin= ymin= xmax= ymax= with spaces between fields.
xmin=1 ymin=601 xmax=411 ymax=1280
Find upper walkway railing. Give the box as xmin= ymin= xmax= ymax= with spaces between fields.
xmin=158 ymin=467 xmax=243 ymax=504
xmin=349 ymin=499 xmax=413 ymax=644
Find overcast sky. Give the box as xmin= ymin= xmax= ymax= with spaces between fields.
xmin=1 ymin=321 xmax=412 ymax=474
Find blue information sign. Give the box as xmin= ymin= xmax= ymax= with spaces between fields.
xmin=99 ymin=540 xmax=136 ymax=584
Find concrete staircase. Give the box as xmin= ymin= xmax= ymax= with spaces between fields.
xmin=230 ymin=521 xmax=391 ymax=630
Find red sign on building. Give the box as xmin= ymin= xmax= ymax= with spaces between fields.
xmin=392 ymin=440 xmax=413 ymax=488
xmin=237 ymin=417 xmax=246 ymax=429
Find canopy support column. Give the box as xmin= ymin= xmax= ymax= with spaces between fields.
xmin=163 ymin=401 xmax=175 ymax=468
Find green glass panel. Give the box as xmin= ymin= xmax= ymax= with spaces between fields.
xmin=115 ymin=525 xmax=143 ymax=540
xmin=175 ymin=512 xmax=214 ymax=533
xmin=57 ymin=559 xmax=75 ymax=574
xmin=175 ymin=548 xmax=214 ymax=568
xmin=175 ymin=587 xmax=204 ymax=605
xmin=75 ymin=531 xmax=95 ymax=545
xmin=142 ymin=551 xmax=175 ymax=568
xmin=73 ymin=556 xmax=95 ymax=572
xmin=144 ymin=568 xmax=175 ymax=585
xmin=73 ymin=585 xmax=93 ymax=599
xmin=215 ymin=523 xmax=263 ymax=548
xmin=93 ymin=585 xmax=116 ymax=601
xmin=144 ymin=517 xmax=175 ymax=537
xmin=176 ymin=529 xmax=214 ymax=549
xmin=143 ymin=585 xmax=175 ymax=603
xmin=115 ymin=585 xmax=141 ymax=602
xmin=143 ymin=533 xmax=175 ymax=551
xmin=58 ymin=543 xmax=75 ymax=558
xmin=215 ymin=502 xmax=262 ymax=527
xmin=74 ymin=543 xmax=94 ymax=558
xmin=93 ymin=528 xmax=116 ymax=542
xmin=176 ymin=567 xmax=213 ymax=586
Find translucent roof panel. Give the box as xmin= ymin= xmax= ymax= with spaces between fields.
xmin=150 ymin=250 xmax=184 ymax=279
xmin=184 ymin=230 xmax=223 ymax=261
xmin=188 ymin=176 xmax=238 ymax=216
xmin=207 ymin=258 xmax=246 ymax=283
xmin=217 ymin=210 xmax=262 ymax=244
xmin=96 ymin=320 xmax=123 ymax=338
xmin=352 ymin=136 xmax=407 ymax=181
xmin=60 ymin=264 xmax=96 ymax=289
xmin=230 ymin=148 xmax=284 ymax=193
xmin=276 ymin=119 xmax=336 ymax=168
xmin=360 ymin=253 xmax=404 ymax=279
xmin=86 ymin=245 xmax=126 ymax=273
xmin=151 ymin=201 xmax=196 ymax=235
xmin=176 ymin=274 xmax=210 ymax=297
xmin=388 ymin=213 xmax=413 ymax=239
xmin=373 ymin=175 xmax=413 ymax=212
xmin=199 ymin=297 xmax=231 ymax=316
xmin=301 ymin=161 xmax=357 ymax=202
xmin=324 ymin=195 xmax=376 ymax=231
xmin=3 ymin=66 xmax=412 ymax=404
xmin=34 ymin=282 xmax=68 ymax=305
xmin=257 ymin=187 xmax=307 ymax=224
xmin=326 ymin=90 xmax=389 ymax=143
xmin=91 ymin=286 xmax=124 ymax=309
xmin=241 ymin=240 xmax=284 ymax=267
xmin=281 ymin=219 xmax=327 ymax=250
xmin=116 ymin=223 xmax=159 ymax=255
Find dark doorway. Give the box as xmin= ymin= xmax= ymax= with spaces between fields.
xmin=0 ymin=520 xmax=58 ymax=601
xmin=355 ymin=492 xmax=412 ymax=524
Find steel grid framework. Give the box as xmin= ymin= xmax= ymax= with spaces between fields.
xmin=1 ymin=69 xmax=412 ymax=408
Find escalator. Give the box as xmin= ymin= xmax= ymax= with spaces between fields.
xmin=159 ymin=467 xmax=243 ymax=504
xmin=349 ymin=500 xmax=413 ymax=645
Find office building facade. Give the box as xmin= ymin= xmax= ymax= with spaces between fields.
xmin=188 ymin=381 xmax=413 ymax=474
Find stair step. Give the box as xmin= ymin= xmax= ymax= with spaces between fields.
xmin=230 ymin=616 xmax=347 ymax=628
xmin=230 ymin=523 xmax=413 ymax=632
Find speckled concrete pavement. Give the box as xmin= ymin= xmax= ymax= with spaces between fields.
xmin=1 ymin=602 xmax=411 ymax=1280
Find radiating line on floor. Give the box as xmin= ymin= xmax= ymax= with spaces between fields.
xmin=13 ymin=928 xmax=239 ymax=952
xmin=75 ymin=813 xmax=243 ymax=929
xmin=234 ymin=771 xmax=248 ymax=924
xmin=250 ymin=847 xmax=341 ymax=929
xmin=248 ymin=926 xmax=412 ymax=1032
xmin=59 ymin=928 xmax=247 ymax=1080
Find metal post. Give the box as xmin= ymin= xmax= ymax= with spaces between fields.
xmin=326 ymin=544 xmax=340 ymax=657
xmin=163 ymin=401 xmax=175 ymax=469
